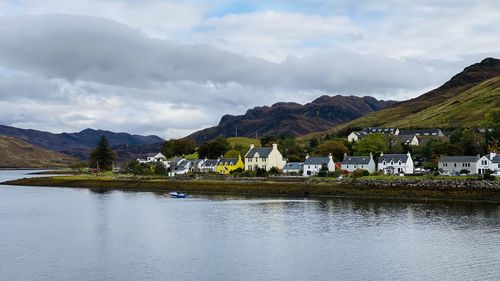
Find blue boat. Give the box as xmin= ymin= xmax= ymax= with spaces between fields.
xmin=169 ymin=192 xmax=187 ymax=198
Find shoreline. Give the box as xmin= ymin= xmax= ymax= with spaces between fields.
xmin=2 ymin=175 xmax=500 ymax=204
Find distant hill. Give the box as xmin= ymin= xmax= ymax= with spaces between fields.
xmin=0 ymin=126 xmax=164 ymax=160
xmin=0 ymin=135 xmax=77 ymax=168
xmin=328 ymin=58 xmax=500 ymax=134
xmin=188 ymin=95 xmax=395 ymax=143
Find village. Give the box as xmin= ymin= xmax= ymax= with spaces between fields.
xmin=134 ymin=127 xmax=500 ymax=178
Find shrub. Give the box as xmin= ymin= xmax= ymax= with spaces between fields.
xmin=268 ymin=167 xmax=282 ymax=175
xmin=352 ymin=169 xmax=369 ymax=179
xmin=459 ymin=169 xmax=470 ymax=175
xmin=483 ymin=170 xmax=495 ymax=181
xmin=256 ymin=168 xmax=267 ymax=177
xmin=241 ymin=170 xmax=256 ymax=177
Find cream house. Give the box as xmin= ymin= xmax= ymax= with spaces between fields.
xmin=244 ymin=143 xmax=286 ymax=171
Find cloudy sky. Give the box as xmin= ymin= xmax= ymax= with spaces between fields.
xmin=0 ymin=0 xmax=499 ymax=138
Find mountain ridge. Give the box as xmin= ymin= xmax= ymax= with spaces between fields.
xmin=188 ymin=95 xmax=396 ymax=143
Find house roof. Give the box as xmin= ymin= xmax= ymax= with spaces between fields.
xmin=342 ymin=155 xmax=372 ymax=165
xmin=245 ymin=147 xmax=273 ymax=158
xmin=219 ymin=158 xmax=238 ymax=165
xmin=350 ymin=131 xmax=369 ymax=137
xmin=399 ymin=129 xmax=442 ymax=136
xmin=390 ymin=134 xmax=416 ymax=143
xmin=201 ymin=159 xmax=219 ymax=166
xmin=439 ymin=156 xmax=480 ymax=163
xmin=363 ymin=127 xmax=398 ymax=134
xmin=304 ymin=157 xmax=331 ymax=165
xmin=486 ymin=154 xmax=500 ymax=163
xmin=379 ymin=154 xmax=410 ymax=163
xmin=283 ymin=162 xmax=303 ymax=170
xmin=176 ymin=160 xmax=192 ymax=169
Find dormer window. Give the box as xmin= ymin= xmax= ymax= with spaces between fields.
xmin=390 ymin=161 xmax=394 ymax=165
xmin=398 ymin=161 xmax=401 ymax=165
xmin=383 ymin=161 xmax=386 ymax=165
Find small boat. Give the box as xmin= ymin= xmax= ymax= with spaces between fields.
xmin=169 ymin=192 xmax=187 ymax=198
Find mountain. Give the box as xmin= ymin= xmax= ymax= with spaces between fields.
xmin=0 ymin=135 xmax=77 ymax=168
xmin=329 ymin=58 xmax=500 ymax=134
xmin=0 ymin=126 xmax=164 ymax=160
xmin=188 ymin=95 xmax=396 ymax=143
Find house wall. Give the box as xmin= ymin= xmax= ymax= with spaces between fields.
xmin=347 ymin=132 xmax=358 ymax=142
xmin=477 ymin=157 xmax=492 ymax=174
xmin=438 ymin=161 xmax=478 ymax=175
xmin=341 ymin=160 xmax=376 ymax=173
xmin=217 ymin=158 xmax=244 ymax=175
xmin=303 ymin=159 xmax=335 ymax=176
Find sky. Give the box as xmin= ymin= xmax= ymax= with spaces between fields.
xmin=0 ymin=0 xmax=499 ymax=139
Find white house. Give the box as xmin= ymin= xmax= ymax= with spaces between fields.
xmin=199 ymin=159 xmax=220 ymax=173
xmin=137 ymin=152 xmax=166 ymax=164
xmin=378 ymin=152 xmax=414 ymax=174
xmin=169 ymin=159 xmax=193 ymax=176
xmin=341 ymin=153 xmax=376 ymax=173
xmin=347 ymin=131 xmax=368 ymax=142
xmin=438 ymin=156 xmax=480 ymax=175
xmin=478 ymin=152 xmax=500 ymax=174
xmin=244 ymin=143 xmax=286 ymax=171
xmin=302 ymin=154 xmax=335 ymax=176
xmin=282 ymin=162 xmax=304 ymax=174
xmin=390 ymin=134 xmax=420 ymax=146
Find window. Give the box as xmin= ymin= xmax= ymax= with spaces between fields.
xmin=454 ymin=163 xmax=457 ymax=167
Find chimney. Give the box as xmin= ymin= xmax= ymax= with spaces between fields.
xmin=250 ymin=144 xmax=255 ymax=150
xmin=380 ymin=152 xmax=384 ymax=156
xmin=272 ymin=143 xmax=278 ymax=150
xmin=491 ymin=152 xmax=497 ymax=159
xmin=343 ymin=153 xmax=347 ymax=160
xmin=369 ymin=152 xmax=373 ymax=159
xmin=305 ymin=153 xmax=310 ymax=160
xmin=328 ymin=153 xmax=333 ymax=161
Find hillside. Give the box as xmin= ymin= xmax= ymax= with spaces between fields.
xmin=328 ymin=57 xmax=500 ymax=134
xmin=188 ymin=95 xmax=395 ymax=143
xmin=0 ymin=135 xmax=76 ymax=168
xmin=0 ymin=126 xmax=164 ymax=160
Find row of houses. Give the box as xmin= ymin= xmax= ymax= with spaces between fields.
xmin=137 ymin=144 xmax=499 ymax=177
xmin=348 ymin=128 xmax=445 ymax=146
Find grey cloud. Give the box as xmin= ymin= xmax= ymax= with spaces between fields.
xmin=0 ymin=14 xmax=449 ymax=95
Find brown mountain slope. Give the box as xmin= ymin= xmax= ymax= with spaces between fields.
xmin=187 ymin=95 xmax=395 ymax=143
xmin=0 ymin=135 xmax=76 ymax=168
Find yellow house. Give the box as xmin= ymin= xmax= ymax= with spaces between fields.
xmin=216 ymin=155 xmax=244 ymax=175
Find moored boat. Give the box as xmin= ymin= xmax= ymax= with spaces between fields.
xmin=169 ymin=192 xmax=187 ymax=198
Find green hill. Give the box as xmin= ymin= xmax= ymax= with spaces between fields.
xmin=0 ymin=135 xmax=76 ymax=168
xmin=325 ymin=58 xmax=500 ymax=135
xmin=227 ymin=137 xmax=261 ymax=149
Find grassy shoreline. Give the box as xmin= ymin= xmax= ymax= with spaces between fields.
xmin=2 ymin=175 xmax=500 ymax=203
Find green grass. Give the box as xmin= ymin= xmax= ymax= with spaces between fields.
xmin=227 ymin=137 xmax=261 ymax=148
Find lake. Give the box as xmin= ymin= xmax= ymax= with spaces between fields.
xmin=1 ymin=170 xmax=499 ymax=281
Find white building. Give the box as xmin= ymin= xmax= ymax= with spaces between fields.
xmin=137 ymin=152 xmax=166 ymax=164
xmin=378 ymin=152 xmax=414 ymax=174
xmin=302 ymin=154 xmax=335 ymax=176
xmin=244 ymin=143 xmax=286 ymax=171
xmin=347 ymin=131 xmax=368 ymax=142
xmin=438 ymin=156 xmax=480 ymax=175
xmin=478 ymin=152 xmax=500 ymax=174
xmin=341 ymin=153 xmax=376 ymax=173
xmin=199 ymin=159 xmax=219 ymax=173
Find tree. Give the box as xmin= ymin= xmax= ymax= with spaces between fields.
xmin=89 ymin=135 xmax=115 ymax=171
xmin=352 ymin=134 xmax=388 ymax=158
xmin=314 ymin=140 xmax=349 ymax=161
xmin=198 ymin=137 xmax=230 ymax=159
xmin=224 ymin=149 xmax=241 ymax=158
xmin=161 ymin=138 xmax=196 ymax=158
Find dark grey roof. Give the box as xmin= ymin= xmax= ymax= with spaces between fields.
xmin=201 ymin=159 xmax=219 ymax=167
xmin=176 ymin=160 xmax=192 ymax=169
xmin=245 ymin=147 xmax=273 ymax=158
xmin=218 ymin=158 xmax=238 ymax=165
xmin=439 ymin=156 xmax=479 ymax=163
xmin=379 ymin=154 xmax=409 ymax=163
xmin=390 ymin=134 xmax=415 ymax=143
xmin=486 ymin=154 xmax=500 ymax=163
xmin=399 ymin=129 xmax=443 ymax=136
xmin=351 ymin=131 xmax=368 ymax=137
xmin=283 ymin=162 xmax=303 ymax=170
xmin=342 ymin=155 xmax=372 ymax=165
xmin=304 ymin=157 xmax=331 ymax=165
xmin=363 ymin=127 xmax=398 ymax=134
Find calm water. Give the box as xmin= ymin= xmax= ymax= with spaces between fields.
xmin=1 ymin=170 xmax=500 ymax=281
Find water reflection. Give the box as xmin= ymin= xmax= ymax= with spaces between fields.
xmin=0 ymin=170 xmax=499 ymax=281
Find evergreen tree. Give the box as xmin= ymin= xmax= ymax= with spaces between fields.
xmin=89 ymin=135 xmax=115 ymax=171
